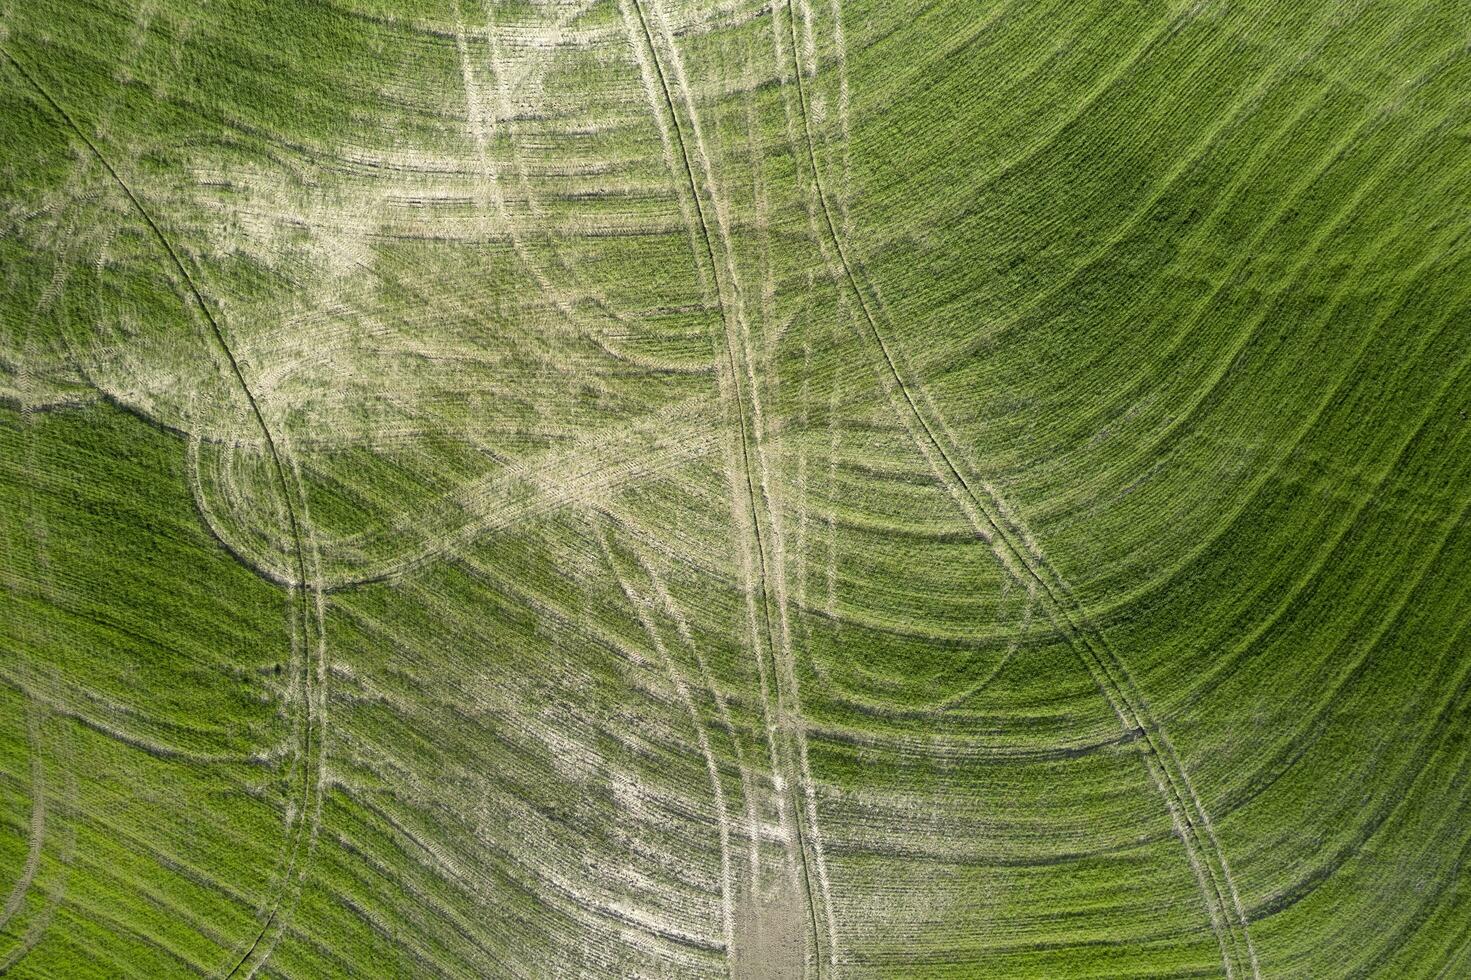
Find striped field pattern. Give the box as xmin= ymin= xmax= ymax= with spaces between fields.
xmin=3 ymin=0 xmax=1471 ymax=976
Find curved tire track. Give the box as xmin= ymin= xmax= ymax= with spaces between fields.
xmin=616 ymin=1 xmax=828 ymax=973
xmin=773 ymin=6 xmax=1260 ymax=975
xmin=0 ymin=47 xmax=324 ymax=980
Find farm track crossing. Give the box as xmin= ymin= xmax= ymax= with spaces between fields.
xmin=0 ymin=47 xmax=325 ymax=980
xmin=3 ymin=1 xmax=1471 ymax=976
xmin=773 ymin=0 xmax=1261 ymax=973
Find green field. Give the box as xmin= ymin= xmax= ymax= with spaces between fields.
xmin=3 ymin=0 xmax=1471 ymax=976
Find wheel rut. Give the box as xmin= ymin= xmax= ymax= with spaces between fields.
xmin=774 ymin=4 xmax=1259 ymax=975
xmin=0 ymin=46 xmax=325 ymax=980
xmin=618 ymin=2 xmax=827 ymax=973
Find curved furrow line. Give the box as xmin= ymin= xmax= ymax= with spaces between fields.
xmin=932 ymin=577 xmax=1036 ymax=714
xmin=327 ymin=789 xmax=527 ymax=978
xmin=1353 ymin=760 xmax=1471 ymax=977
xmin=1130 ymin=234 xmax=1471 ymax=737
xmin=311 ymin=0 xmax=765 ymax=51
xmin=629 ymin=538 xmax=764 ymax=893
xmin=1054 ymin=171 xmax=1471 ymax=667
xmin=869 ymin=12 xmax=1449 ymax=521
xmin=479 ymin=0 xmax=717 ymax=378
xmin=617 ymin=0 xmax=828 ymax=973
xmin=0 ymin=676 xmax=276 ymax=767
xmin=0 ymin=806 xmax=74 ymax=973
xmin=1014 ymin=40 xmax=1471 ymax=528
xmin=789 ymin=586 xmax=1039 ymax=647
xmin=804 ymin=719 xmax=1133 ymax=765
xmin=869 ymin=0 xmax=1232 ymax=239
xmin=1192 ymin=347 xmax=1471 ymax=831
xmin=1426 ymin=846 xmax=1471 ymax=978
xmin=188 ymin=402 xmax=719 ymax=590
xmin=775 ymin=3 xmax=1260 ymax=976
xmin=0 ymin=665 xmax=70 ymax=974
xmin=185 ymin=434 xmax=297 ymax=587
xmin=318 ymin=844 xmax=504 ymax=978
xmin=911 ymin=26 xmax=1358 ymax=399
xmin=0 ymin=46 xmax=325 ymax=980
xmin=979 ymin=187 xmax=1471 ymax=961
xmin=443 ymin=785 xmax=727 ymax=970
xmin=7 ymin=796 xmax=317 ymax=967
xmin=23 ymin=838 xmax=269 ymax=972
xmin=766 ymin=0 xmax=1048 ymax=735
xmin=595 ymin=521 xmax=737 ymax=971
xmin=1227 ymin=528 xmax=1471 ymax=930
xmin=454 ymin=1 xmax=709 ymax=380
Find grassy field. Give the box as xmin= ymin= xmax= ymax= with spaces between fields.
xmin=3 ymin=0 xmax=1471 ymax=976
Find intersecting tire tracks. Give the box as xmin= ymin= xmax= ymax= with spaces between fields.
xmin=775 ymin=4 xmax=1260 ymax=975
xmin=618 ymin=2 xmax=828 ymax=973
xmin=0 ymin=47 xmax=322 ymax=980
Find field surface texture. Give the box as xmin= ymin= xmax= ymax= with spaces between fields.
xmin=3 ymin=0 xmax=1471 ymax=977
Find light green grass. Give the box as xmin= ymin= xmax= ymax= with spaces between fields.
xmin=3 ymin=0 xmax=1470 ymax=976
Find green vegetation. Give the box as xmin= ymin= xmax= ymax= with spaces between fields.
xmin=3 ymin=0 xmax=1470 ymax=976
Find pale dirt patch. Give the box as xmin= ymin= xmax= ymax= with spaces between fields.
xmin=731 ymin=863 xmax=807 ymax=980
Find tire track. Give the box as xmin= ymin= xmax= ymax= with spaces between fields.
xmin=0 ymin=46 xmax=326 ymax=979
xmin=774 ymin=4 xmax=1260 ymax=975
xmin=479 ymin=0 xmax=714 ymax=377
xmin=616 ymin=0 xmax=827 ymax=972
xmin=455 ymin=1 xmax=703 ymax=378
xmin=186 ymin=380 xmax=721 ymax=590
xmin=0 ymin=705 xmax=45 ymax=937
xmin=227 ymin=440 xmax=332 ymax=979
xmin=0 ymin=724 xmax=74 ymax=976
xmin=0 ymin=209 xmax=77 ymax=959
xmin=630 ymin=541 xmax=763 ymax=895
xmin=596 ymin=521 xmax=737 ymax=971
xmin=768 ymin=0 xmax=1040 ymax=743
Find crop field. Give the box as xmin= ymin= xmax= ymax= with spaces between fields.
xmin=2 ymin=0 xmax=1471 ymax=976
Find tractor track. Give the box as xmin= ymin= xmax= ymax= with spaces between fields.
xmin=774 ymin=2 xmax=1260 ymax=973
xmin=618 ymin=0 xmax=828 ymax=971
xmin=0 ymin=46 xmax=324 ymax=980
